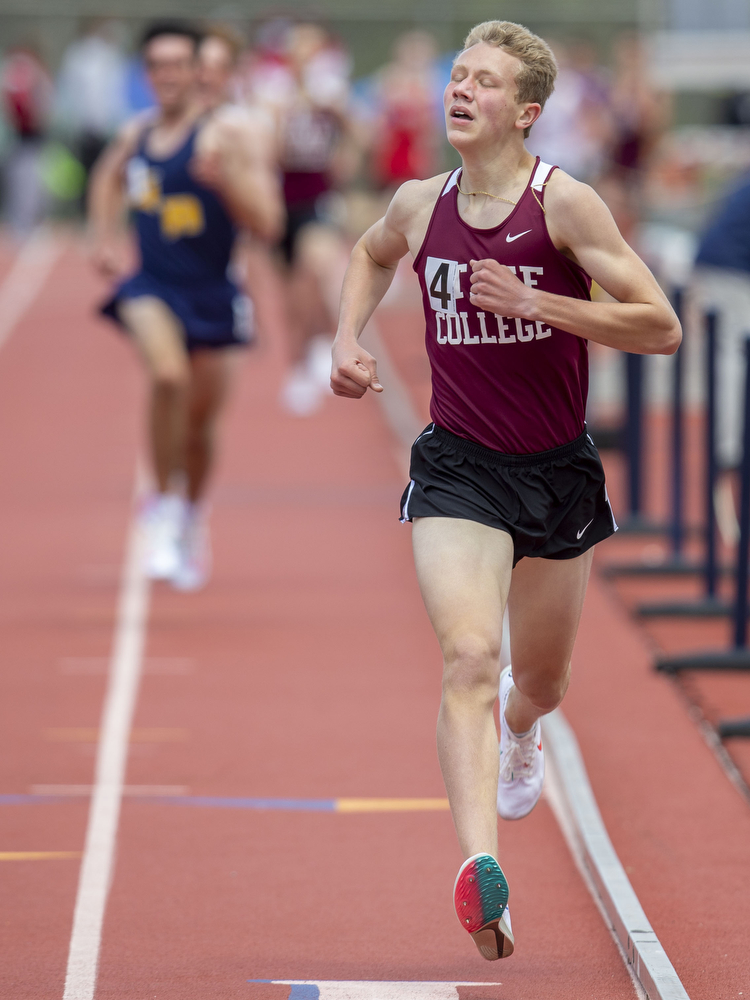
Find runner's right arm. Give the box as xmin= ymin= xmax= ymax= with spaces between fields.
xmin=331 ymin=178 xmax=435 ymax=398
xmin=87 ymin=116 xmax=147 ymax=278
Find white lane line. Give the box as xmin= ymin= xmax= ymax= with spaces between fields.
xmin=62 ymin=468 xmax=150 ymax=1000
xmin=257 ymin=984 xmax=500 ymax=998
xmin=0 ymin=227 xmax=62 ymax=352
xmin=543 ymin=709 xmax=690 ymax=1000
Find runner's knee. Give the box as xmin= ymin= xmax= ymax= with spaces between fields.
xmin=513 ymin=665 xmax=570 ymax=714
xmin=151 ymin=364 xmax=190 ymax=395
xmin=442 ymin=633 xmax=502 ymax=698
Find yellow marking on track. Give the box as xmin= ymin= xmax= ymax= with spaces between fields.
xmin=0 ymin=851 xmax=81 ymax=861
xmin=335 ymin=798 xmax=450 ymax=813
xmin=43 ymin=728 xmax=189 ymax=742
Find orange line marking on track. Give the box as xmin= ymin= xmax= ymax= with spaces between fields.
xmin=0 ymin=851 xmax=81 ymax=861
xmin=335 ymin=798 xmax=450 ymax=812
xmin=43 ymin=728 xmax=189 ymax=743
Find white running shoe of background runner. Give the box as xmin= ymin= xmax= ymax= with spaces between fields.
xmin=143 ymin=493 xmax=184 ymax=580
xmin=172 ymin=504 xmax=211 ymax=591
xmin=497 ymin=665 xmax=545 ymax=820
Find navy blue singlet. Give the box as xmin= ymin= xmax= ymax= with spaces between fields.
xmin=101 ymin=119 xmax=253 ymax=350
xmin=128 ymin=122 xmax=236 ymax=284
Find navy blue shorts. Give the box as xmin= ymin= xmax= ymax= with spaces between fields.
xmin=101 ymin=271 xmax=254 ymax=351
xmin=400 ymin=423 xmax=617 ymax=565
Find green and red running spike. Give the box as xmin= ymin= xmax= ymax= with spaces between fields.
xmin=454 ymin=853 xmax=513 ymax=960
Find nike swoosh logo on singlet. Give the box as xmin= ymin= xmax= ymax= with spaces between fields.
xmin=506 ymin=229 xmax=532 ymax=243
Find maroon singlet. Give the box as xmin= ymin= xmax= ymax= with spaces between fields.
xmin=413 ymin=157 xmax=592 ymax=455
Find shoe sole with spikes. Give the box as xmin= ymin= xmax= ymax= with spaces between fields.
xmin=453 ymin=853 xmax=514 ymax=960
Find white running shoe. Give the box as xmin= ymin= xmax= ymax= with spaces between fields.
xmin=143 ymin=493 xmax=184 ymax=580
xmin=280 ymin=363 xmax=323 ymax=417
xmin=172 ymin=505 xmax=211 ymax=591
xmin=306 ymin=334 xmax=335 ymax=392
xmin=497 ymin=665 xmax=545 ymax=820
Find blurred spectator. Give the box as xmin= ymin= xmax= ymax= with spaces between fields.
xmin=239 ymin=18 xmax=298 ymax=113
xmin=528 ymin=39 xmax=612 ymax=184
xmin=693 ymin=173 xmax=750 ymax=473
xmin=55 ymin=19 xmax=128 ymax=184
xmin=609 ymin=34 xmax=668 ymax=180
xmin=367 ymin=30 xmax=443 ymax=190
xmin=0 ymin=42 xmax=53 ymax=236
xmin=597 ymin=33 xmax=671 ymax=244
xmin=722 ymin=91 xmax=750 ymax=127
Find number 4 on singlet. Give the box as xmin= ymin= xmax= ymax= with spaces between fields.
xmin=425 ymin=257 xmax=460 ymax=313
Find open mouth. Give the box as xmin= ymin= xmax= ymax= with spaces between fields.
xmin=451 ymin=107 xmax=474 ymax=121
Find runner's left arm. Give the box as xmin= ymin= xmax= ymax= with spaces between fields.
xmin=467 ymin=172 xmax=681 ymax=355
xmin=193 ymin=111 xmax=284 ymax=241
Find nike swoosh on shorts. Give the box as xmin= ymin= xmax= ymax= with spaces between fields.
xmin=577 ymin=518 xmax=594 ymax=540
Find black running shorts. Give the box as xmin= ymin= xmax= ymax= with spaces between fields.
xmin=399 ymin=423 xmax=617 ymax=565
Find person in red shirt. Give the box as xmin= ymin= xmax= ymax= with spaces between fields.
xmin=370 ymin=30 xmax=442 ymax=191
xmin=331 ymin=20 xmax=680 ymax=961
xmin=0 ymin=44 xmax=53 ymax=236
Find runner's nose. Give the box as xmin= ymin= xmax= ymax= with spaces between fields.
xmin=451 ymin=79 xmax=473 ymax=102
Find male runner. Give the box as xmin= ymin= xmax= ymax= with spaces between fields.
xmin=271 ymin=22 xmax=354 ymax=416
xmin=89 ymin=21 xmax=282 ymax=588
xmin=331 ymin=21 xmax=680 ymax=960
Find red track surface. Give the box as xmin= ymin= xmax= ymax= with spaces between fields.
xmin=0 ymin=238 xmax=748 ymax=997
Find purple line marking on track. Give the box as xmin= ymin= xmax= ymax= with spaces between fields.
xmin=0 ymin=795 xmax=67 ymax=805
xmin=246 ymin=985 xmax=319 ymax=999
xmin=155 ymin=796 xmax=337 ymax=811
xmin=0 ymin=794 xmax=337 ymax=810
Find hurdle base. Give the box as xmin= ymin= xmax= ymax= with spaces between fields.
xmin=656 ymin=649 xmax=750 ymax=673
xmin=717 ymin=716 xmax=750 ymax=738
xmin=615 ymin=515 xmax=670 ymax=536
xmin=601 ymin=557 xmax=712 ymax=579
xmin=638 ymin=597 xmax=733 ymax=618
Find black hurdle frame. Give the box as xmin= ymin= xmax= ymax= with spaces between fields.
xmin=637 ymin=310 xmax=733 ymax=615
xmin=656 ymin=335 xmax=750 ymax=675
xmin=604 ymin=296 xmax=715 ymax=579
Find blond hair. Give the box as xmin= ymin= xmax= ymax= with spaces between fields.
xmin=461 ymin=21 xmax=557 ymax=136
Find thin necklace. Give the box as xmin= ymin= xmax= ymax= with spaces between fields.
xmin=456 ymin=180 xmax=517 ymax=206
xmin=457 ymin=177 xmax=551 ymax=214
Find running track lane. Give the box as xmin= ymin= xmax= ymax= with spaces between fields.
xmin=0 ymin=242 xmax=637 ymax=998
xmin=0 ymin=234 xmax=144 ymax=996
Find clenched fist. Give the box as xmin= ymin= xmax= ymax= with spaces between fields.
xmin=469 ymin=258 xmax=537 ymax=319
xmin=330 ymin=340 xmax=383 ymax=398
